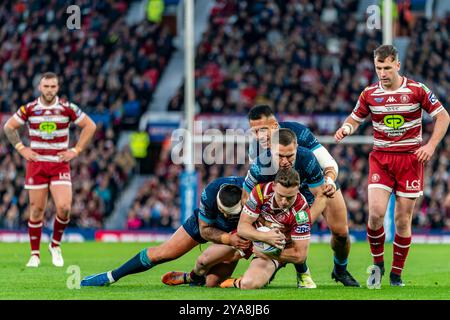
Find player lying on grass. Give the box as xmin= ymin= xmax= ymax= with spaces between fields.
xmin=222 ymin=167 xmax=328 ymax=289
xmin=245 ymin=105 xmax=359 ymax=287
xmin=162 ymin=168 xmax=328 ymax=289
xmin=80 ymin=176 xmax=251 ymax=287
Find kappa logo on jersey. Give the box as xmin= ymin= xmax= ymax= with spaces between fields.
xmin=386 ymin=96 xmax=397 ymax=103
xmin=374 ymin=97 xmax=384 ymax=103
xmin=295 ymin=224 xmax=310 ymax=234
xmin=383 ymin=115 xmax=404 ymax=129
xmin=428 ymin=93 xmax=438 ymax=105
xmin=294 ymin=210 xmax=309 ymax=224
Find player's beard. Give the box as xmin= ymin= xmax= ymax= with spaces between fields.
xmin=42 ymin=93 xmax=56 ymax=105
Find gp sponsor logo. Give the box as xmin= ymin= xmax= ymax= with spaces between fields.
xmin=39 ymin=122 xmax=57 ymax=134
xmin=245 ymin=196 xmax=258 ymax=211
xmin=295 ymin=224 xmax=310 ymax=234
xmin=383 ymin=115 xmax=404 ymax=129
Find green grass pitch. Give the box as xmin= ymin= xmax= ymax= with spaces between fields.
xmin=0 ymin=242 xmax=449 ymax=300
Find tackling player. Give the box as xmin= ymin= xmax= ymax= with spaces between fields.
xmin=245 ymin=105 xmax=359 ymax=287
xmin=221 ymin=168 xmax=328 ymax=289
xmin=80 ymin=176 xmax=250 ymax=287
xmin=335 ymin=44 xmax=449 ymax=288
xmin=3 ymin=72 xmax=96 ymax=267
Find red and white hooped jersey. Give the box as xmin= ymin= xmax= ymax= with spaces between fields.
xmin=351 ymin=77 xmax=445 ymax=152
xmin=14 ymin=96 xmax=85 ymax=162
xmin=243 ymin=182 xmax=312 ymax=241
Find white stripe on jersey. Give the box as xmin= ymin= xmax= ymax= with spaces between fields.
xmin=243 ymin=206 xmax=259 ymax=218
xmin=429 ymin=106 xmax=445 ymax=118
xmin=74 ymin=112 xmax=86 ymax=125
xmin=369 ymin=103 xmax=421 ymax=114
xmin=373 ymin=137 xmax=421 ymax=147
xmin=370 ymin=88 xmax=413 ymax=96
xmin=29 ymin=128 xmax=69 ymax=137
xmin=31 ymin=105 xmax=65 ymax=112
xmin=36 ymin=155 xmax=61 ymax=162
xmin=372 ymin=118 xmax=422 ymax=132
xmin=31 ymin=141 xmax=69 ymax=150
xmin=13 ymin=114 xmax=25 ymax=125
xmin=350 ymin=113 xmax=365 ymax=122
xmin=28 ymin=116 xmax=69 ymax=124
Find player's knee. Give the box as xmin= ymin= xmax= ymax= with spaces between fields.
xmin=196 ymin=254 xmax=210 ymax=270
xmin=205 ymin=275 xmax=221 ymax=287
xmin=394 ymin=216 xmax=411 ymax=233
xmin=240 ymin=276 xmax=261 ymax=290
xmin=331 ymin=232 xmax=349 ymax=243
xmin=29 ymin=203 xmax=45 ymax=217
xmin=57 ymin=204 xmax=71 ymax=216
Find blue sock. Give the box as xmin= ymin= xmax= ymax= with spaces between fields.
xmin=111 ymin=248 xmax=154 ymax=281
xmin=333 ymin=256 xmax=348 ymax=273
xmin=295 ymin=262 xmax=308 ymax=274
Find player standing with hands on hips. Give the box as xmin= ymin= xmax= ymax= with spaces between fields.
xmin=335 ymin=45 xmax=449 ymax=288
xmin=3 ymin=72 xmax=96 ymax=268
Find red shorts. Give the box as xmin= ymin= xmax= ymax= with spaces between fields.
xmin=25 ymin=161 xmax=71 ymax=190
xmin=368 ymin=151 xmax=423 ymax=198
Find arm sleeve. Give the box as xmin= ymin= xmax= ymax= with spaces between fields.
xmin=198 ymin=189 xmax=216 ymax=224
xmin=242 ymin=185 xmax=263 ymax=218
xmin=13 ymin=105 xmax=28 ymax=125
xmin=303 ymin=151 xmax=325 ymax=188
xmin=418 ymin=83 xmax=444 ymax=118
xmin=351 ymin=90 xmax=370 ymax=123
xmin=312 ymin=146 xmax=339 ymax=176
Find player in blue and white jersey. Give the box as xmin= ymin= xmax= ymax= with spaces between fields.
xmin=80 ymin=177 xmax=250 ymax=287
xmin=245 ymin=105 xmax=360 ymax=287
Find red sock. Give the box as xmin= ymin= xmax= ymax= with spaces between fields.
xmin=51 ymin=216 xmax=69 ymax=248
xmin=367 ymin=225 xmax=385 ymax=265
xmin=391 ymin=234 xmax=411 ymax=276
xmin=28 ymin=219 xmax=43 ymax=257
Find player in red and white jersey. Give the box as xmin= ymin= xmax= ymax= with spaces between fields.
xmin=335 ymin=45 xmax=449 ymax=288
xmin=3 ymin=72 xmax=96 ymax=268
xmin=221 ymin=168 xmax=328 ymax=289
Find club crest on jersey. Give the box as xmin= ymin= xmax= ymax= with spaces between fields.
xmin=371 ymin=174 xmax=380 ymax=183
xmin=374 ymin=97 xmax=384 ymax=103
xmin=400 ymin=95 xmax=410 ymax=103
xmin=383 ymin=115 xmax=404 ymax=129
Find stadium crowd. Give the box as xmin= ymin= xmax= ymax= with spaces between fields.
xmin=0 ymin=0 xmax=176 ymax=229
xmin=168 ymin=0 xmax=382 ymax=115
xmin=0 ymin=123 xmax=136 ymax=229
xmin=0 ymin=0 xmax=175 ymax=126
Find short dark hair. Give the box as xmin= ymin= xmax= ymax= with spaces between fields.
xmin=272 ymin=128 xmax=297 ymax=147
xmin=218 ymin=184 xmax=242 ymax=207
xmin=373 ymin=45 xmax=398 ymax=62
xmin=275 ymin=168 xmax=300 ymax=188
xmin=40 ymin=72 xmax=58 ymax=82
xmin=248 ymin=105 xmax=275 ymax=121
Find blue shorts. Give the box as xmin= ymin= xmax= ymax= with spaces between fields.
xmin=182 ymin=209 xmax=207 ymax=244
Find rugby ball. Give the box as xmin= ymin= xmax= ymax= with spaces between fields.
xmin=252 ymin=226 xmax=284 ymax=256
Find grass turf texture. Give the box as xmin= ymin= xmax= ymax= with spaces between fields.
xmin=0 ymin=242 xmax=448 ymax=300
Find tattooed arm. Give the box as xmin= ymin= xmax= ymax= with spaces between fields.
xmin=3 ymin=117 xmax=38 ymax=161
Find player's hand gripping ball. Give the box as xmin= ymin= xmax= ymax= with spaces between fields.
xmin=252 ymin=226 xmax=285 ymax=256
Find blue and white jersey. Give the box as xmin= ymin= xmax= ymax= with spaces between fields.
xmin=244 ymin=146 xmax=324 ymax=205
xmin=198 ymin=176 xmax=245 ymax=232
xmin=249 ymin=121 xmax=321 ymax=162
